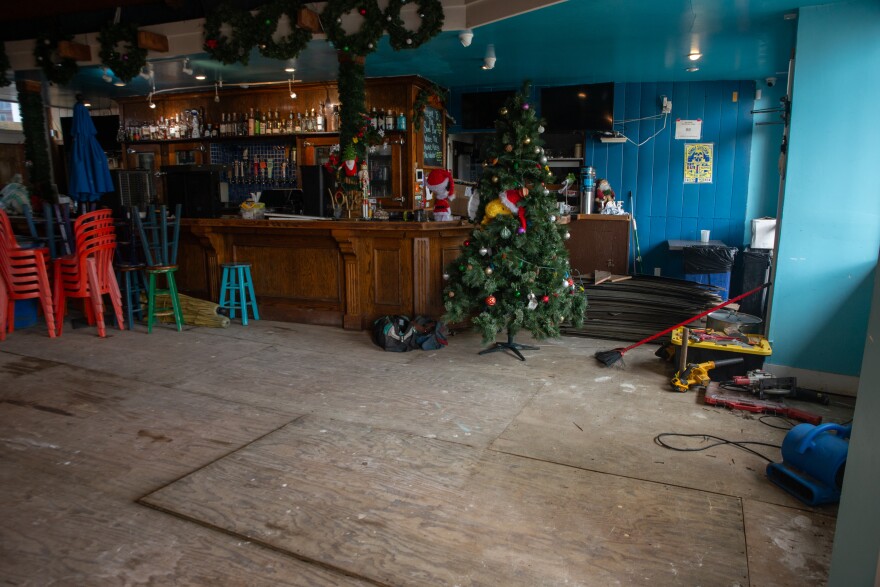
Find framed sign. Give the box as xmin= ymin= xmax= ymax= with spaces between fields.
xmin=422 ymin=105 xmax=443 ymax=167
xmin=684 ymin=143 xmax=713 ymax=184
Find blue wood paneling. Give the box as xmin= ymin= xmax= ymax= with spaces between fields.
xmin=586 ymin=80 xmax=754 ymax=277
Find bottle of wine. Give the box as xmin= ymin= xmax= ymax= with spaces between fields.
xmin=385 ymin=109 xmax=395 ymax=131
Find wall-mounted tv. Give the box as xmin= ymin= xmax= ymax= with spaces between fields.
xmin=539 ymin=82 xmax=614 ymax=133
xmin=61 ymin=115 xmax=121 ymax=152
xmin=460 ymin=89 xmax=516 ymax=130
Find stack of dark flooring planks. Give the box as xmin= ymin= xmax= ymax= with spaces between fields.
xmin=563 ymin=275 xmax=725 ymax=342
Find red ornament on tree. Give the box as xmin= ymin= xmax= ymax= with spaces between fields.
xmin=206 ymin=39 xmax=218 ymax=49
xmin=486 ymin=295 xmax=497 ymax=306
xmin=542 ymin=295 xmax=550 ymax=303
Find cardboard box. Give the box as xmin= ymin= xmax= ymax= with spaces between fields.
xmin=751 ymin=217 xmax=776 ymax=249
xmin=450 ymin=183 xmax=474 ymax=218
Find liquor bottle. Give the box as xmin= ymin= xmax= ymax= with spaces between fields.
xmin=248 ymin=109 xmax=255 ymax=136
xmin=397 ymin=110 xmax=407 ymax=131
xmin=287 ymin=110 xmax=294 ymax=134
xmin=332 ymin=105 xmax=341 ymax=133
xmin=294 ymin=112 xmax=302 ymax=133
xmin=378 ymin=108 xmax=386 ymax=131
xmin=262 ymin=110 xmax=268 ymax=135
xmin=385 ymin=109 xmax=395 ymax=131
xmin=371 ymin=106 xmax=379 ymax=129
xmin=275 ymin=109 xmax=281 ymax=134
xmin=316 ymin=104 xmax=325 ymax=132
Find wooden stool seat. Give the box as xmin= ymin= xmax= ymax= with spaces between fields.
xmin=219 ymin=262 xmax=259 ymax=325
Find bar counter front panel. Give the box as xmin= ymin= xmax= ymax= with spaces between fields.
xmin=178 ymin=219 xmax=471 ymax=330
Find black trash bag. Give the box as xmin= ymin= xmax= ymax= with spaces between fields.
xmin=683 ymin=245 xmax=738 ymax=274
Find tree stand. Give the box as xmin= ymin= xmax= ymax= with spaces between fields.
xmin=479 ymin=331 xmax=539 ymax=362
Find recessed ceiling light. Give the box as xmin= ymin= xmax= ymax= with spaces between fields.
xmin=685 ymin=66 xmax=699 ymax=72
xmin=284 ymin=66 xmax=296 ymax=73
xmin=784 ymin=12 xmax=797 ymax=20
xmin=113 ymin=81 xmax=126 ymax=86
xmin=688 ymin=52 xmax=702 ymax=61
xmin=195 ymin=72 xmax=207 ymax=80
xmin=83 ymin=102 xmax=91 ymax=107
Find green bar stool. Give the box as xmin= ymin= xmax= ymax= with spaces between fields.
xmin=133 ymin=205 xmax=184 ymax=333
xmin=219 ymin=262 xmax=259 ymax=325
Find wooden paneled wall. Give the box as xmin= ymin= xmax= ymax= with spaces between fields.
xmin=586 ymin=81 xmax=755 ymax=277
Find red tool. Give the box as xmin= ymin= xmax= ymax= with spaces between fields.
xmin=703 ymin=383 xmax=822 ymax=424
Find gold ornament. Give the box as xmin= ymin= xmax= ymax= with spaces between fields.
xmin=491 ymin=176 xmax=499 ymax=183
xmin=448 ymin=290 xmax=455 ymax=297
xmin=499 ymin=107 xmax=508 ymax=116
xmin=523 ymin=137 xmax=531 ymax=144
xmin=505 ymin=144 xmax=513 ymax=152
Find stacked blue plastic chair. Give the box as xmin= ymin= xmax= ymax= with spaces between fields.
xmin=132 ymin=204 xmax=184 ymax=333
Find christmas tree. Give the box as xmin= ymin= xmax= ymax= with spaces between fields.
xmin=443 ymin=82 xmax=587 ymax=359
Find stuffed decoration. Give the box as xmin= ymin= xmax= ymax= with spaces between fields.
xmin=482 ymin=187 xmax=529 ymax=233
xmin=594 ymin=178 xmax=616 ymax=213
xmin=341 ymin=157 xmax=358 ymax=177
xmin=426 ymin=168 xmax=455 ymax=221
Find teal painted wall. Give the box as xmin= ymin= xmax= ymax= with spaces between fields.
xmin=450 ymin=80 xmax=756 ymax=278
xmin=768 ymin=0 xmax=880 ymax=377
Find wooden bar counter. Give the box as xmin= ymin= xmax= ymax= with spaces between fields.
xmin=177 ymin=218 xmax=471 ymax=330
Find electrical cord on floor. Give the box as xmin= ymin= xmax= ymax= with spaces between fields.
xmin=758 ymin=415 xmax=796 ymax=430
xmin=654 ymin=433 xmax=781 ymax=462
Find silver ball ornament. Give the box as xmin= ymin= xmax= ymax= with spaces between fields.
xmin=564 ymin=231 xmax=571 ymax=240
xmin=479 ymin=247 xmax=489 ymax=256
xmin=540 ymin=156 xmax=548 ymax=165
xmin=485 ymin=267 xmax=493 ymax=275
xmin=538 ymin=125 xmax=545 ymax=133
xmin=550 ymin=215 xmax=557 ymax=223
xmin=443 ymin=272 xmax=450 ymax=280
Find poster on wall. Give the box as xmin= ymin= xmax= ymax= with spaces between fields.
xmin=684 ymin=143 xmax=714 ymax=184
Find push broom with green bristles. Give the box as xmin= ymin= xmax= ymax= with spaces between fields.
xmin=594 ymin=282 xmax=771 ymax=367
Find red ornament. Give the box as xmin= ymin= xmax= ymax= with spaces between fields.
xmin=542 ymin=295 xmax=550 ymax=303
xmin=206 ymin=39 xmax=218 ymax=49
xmin=486 ymin=295 xmax=497 ymax=306
xmin=464 ymin=240 xmax=470 ymax=246
xmin=359 ymin=7 xmax=367 ymax=15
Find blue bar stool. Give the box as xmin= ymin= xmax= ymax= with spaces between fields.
xmin=219 ymin=263 xmax=259 ymax=325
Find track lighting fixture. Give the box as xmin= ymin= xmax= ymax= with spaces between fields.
xmin=688 ymin=52 xmax=702 ymax=61
xmin=482 ymin=44 xmax=496 ymax=70
xmin=195 ymin=71 xmax=207 ymax=81
xmin=459 ymin=29 xmax=473 ymax=47
xmin=182 ymin=58 xmax=193 ymax=75
xmin=148 ymin=93 xmax=156 ymax=109
xmin=101 ymin=68 xmax=113 ymax=83
xmin=139 ymin=63 xmax=154 ymax=81
xmin=288 ymin=76 xmax=297 ymax=100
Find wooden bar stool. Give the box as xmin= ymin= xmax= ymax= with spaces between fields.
xmin=114 ymin=212 xmax=146 ymax=330
xmin=218 ymin=262 xmax=259 ymax=325
xmin=133 ymin=205 xmax=184 ymax=333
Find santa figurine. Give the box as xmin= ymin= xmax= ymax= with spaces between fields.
xmin=426 ymin=168 xmax=455 ymax=221
xmin=500 ymin=188 xmax=529 ymax=233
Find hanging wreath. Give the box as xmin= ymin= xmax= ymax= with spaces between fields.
xmin=320 ymin=0 xmax=384 ymax=56
xmin=98 ymin=22 xmax=147 ymax=84
xmin=412 ymin=83 xmax=447 ymax=131
xmin=0 ymin=43 xmax=11 ymax=87
xmin=203 ymin=1 xmax=258 ymax=65
xmin=256 ymin=0 xmax=313 ymax=60
xmin=33 ymin=31 xmax=78 ymax=86
xmin=384 ymin=0 xmax=444 ymax=50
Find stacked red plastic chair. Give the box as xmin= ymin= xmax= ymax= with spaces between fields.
xmin=0 ymin=209 xmax=56 ymax=340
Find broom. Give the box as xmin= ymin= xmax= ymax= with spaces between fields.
xmin=594 ymin=282 xmax=771 ymax=367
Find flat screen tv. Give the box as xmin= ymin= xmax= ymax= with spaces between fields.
xmin=60 ymin=115 xmax=121 ymax=152
xmin=540 ymin=82 xmax=614 ymax=133
xmin=460 ymin=89 xmax=516 ymax=130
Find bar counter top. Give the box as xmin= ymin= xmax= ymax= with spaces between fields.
xmin=177 ymin=217 xmax=472 ymax=330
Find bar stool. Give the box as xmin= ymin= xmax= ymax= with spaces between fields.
xmin=133 ymin=205 xmax=184 ymax=333
xmin=114 ymin=212 xmax=146 ymax=330
xmin=218 ymin=262 xmax=259 ymax=325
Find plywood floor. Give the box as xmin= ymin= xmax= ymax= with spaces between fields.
xmin=0 ymin=319 xmax=854 ymax=585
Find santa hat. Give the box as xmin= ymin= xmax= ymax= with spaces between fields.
xmin=500 ymin=188 xmax=528 ymax=233
xmin=426 ymin=168 xmax=454 ymax=194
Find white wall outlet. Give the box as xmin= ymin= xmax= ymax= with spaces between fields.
xmin=654 ymin=267 xmax=662 ymax=276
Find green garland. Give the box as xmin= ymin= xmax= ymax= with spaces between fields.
xmin=0 ymin=42 xmax=11 ymax=87
xmin=256 ymin=0 xmax=313 ymax=60
xmin=17 ymin=86 xmax=51 ymax=185
xmin=33 ymin=30 xmax=78 ymax=86
xmin=412 ymin=82 xmax=447 ymax=131
xmin=320 ymin=0 xmax=384 ymax=56
xmin=337 ymin=55 xmax=368 ymax=161
xmin=384 ymin=0 xmax=444 ymax=50
xmin=98 ymin=21 xmax=147 ymax=84
xmin=203 ymin=1 xmax=258 ymax=65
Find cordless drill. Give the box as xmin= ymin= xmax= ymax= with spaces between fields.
xmin=671 ymin=358 xmax=744 ymax=392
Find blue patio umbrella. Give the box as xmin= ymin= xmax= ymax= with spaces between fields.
xmin=68 ymin=101 xmax=113 ymax=203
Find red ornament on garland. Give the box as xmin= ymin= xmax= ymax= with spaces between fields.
xmin=206 ymin=39 xmax=218 ymax=49
xmin=542 ymin=295 xmax=550 ymax=303
xmin=486 ymin=295 xmax=497 ymax=306
xmin=359 ymin=7 xmax=367 ymax=15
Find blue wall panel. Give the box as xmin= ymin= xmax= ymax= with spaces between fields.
xmin=584 ymin=79 xmax=754 ymax=277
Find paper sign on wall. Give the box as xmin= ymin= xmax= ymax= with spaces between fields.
xmin=675 ymin=119 xmax=702 ymax=140
xmin=684 ymin=143 xmax=714 ymax=184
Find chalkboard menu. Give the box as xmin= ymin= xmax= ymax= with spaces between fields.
xmin=422 ymin=106 xmax=443 ymax=167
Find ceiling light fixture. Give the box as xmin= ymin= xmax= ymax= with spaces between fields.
xmin=459 ymin=29 xmax=473 ymax=47
xmin=101 ymin=68 xmax=113 ymax=83
xmin=288 ymin=76 xmax=297 ymax=100
xmin=139 ymin=63 xmax=154 ymax=81
xmin=284 ymin=60 xmax=296 ymax=73
xmin=194 ymin=71 xmax=207 ymax=81
xmin=482 ymin=44 xmax=496 ymax=70
xmin=83 ymin=101 xmax=91 ymax=108
xmin=182 ymin=58 xmax=193 ymax=76
xmin=113 ymin=80 xmax=126 ymax=87
xmin=688 ymin=52 xmax=702 ymax=61
xmin=148 ymin=93 xmax=156 ymax=109
xmin=685 ymin=66 xmax=699 ymax=72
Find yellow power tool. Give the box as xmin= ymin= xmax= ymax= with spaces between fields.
xmin=671 ymin=358 xmax=744 ymax=392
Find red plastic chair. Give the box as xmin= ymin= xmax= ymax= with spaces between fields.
xmin=53 ymin=214 xmax=124 ymax=338
xmin=0 ymin=210 xmax=56 ymax=339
